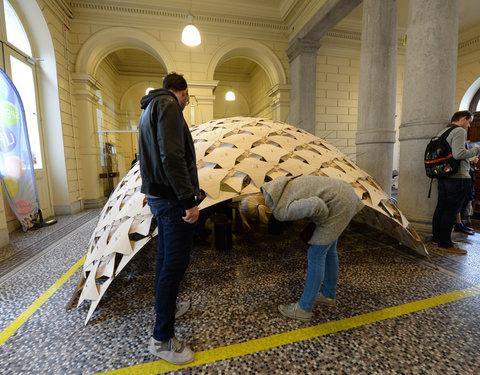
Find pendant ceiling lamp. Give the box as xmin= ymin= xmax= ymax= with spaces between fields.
xmin=225 ymin=90 xmax=236 ymax=101
xmin=182 ymin=14 xmax=201 ymax=47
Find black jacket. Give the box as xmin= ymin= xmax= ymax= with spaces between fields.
xmin=138 ymin=88 xmax=199 ymax=209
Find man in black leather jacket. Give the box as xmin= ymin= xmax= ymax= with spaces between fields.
xmin=138 ymin=72 xmax=199 ymax=365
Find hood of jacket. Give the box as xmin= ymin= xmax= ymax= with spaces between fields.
xmin=140 ymin=88 xmax=177 ymax=109
xmin=260 ymin=176 xmax=291 ymax=211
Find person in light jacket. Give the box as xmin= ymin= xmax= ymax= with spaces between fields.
xmin=240 ymin=175 xmax=363 ymax=321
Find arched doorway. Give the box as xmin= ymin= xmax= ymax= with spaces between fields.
xmin=74 ymin=27 xmax=174 ymax=203
xmin=207 ymin=39 xmax=289 ymax=122
xmin=89 ymin=48 xmax=167 ymax=195
xmin=213 ymin=57 xmax=271 ymax=119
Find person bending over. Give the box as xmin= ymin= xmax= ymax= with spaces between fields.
xmin=240 ymin=175 xmax=363 ymax=321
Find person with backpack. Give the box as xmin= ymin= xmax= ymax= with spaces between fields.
xmin=432 ymin=110 xmax=480 ymax=254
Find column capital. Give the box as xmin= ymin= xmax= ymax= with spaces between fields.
xmin=287 ymin=38 xmax=322 ymax=62
xmin=267 ymin=84 xmax=291 ymax=112
xmin=192 ymin=95 xmax=216 ymax=106
xmin=266 ymin=83 xmax=291 ymax=97
xmin=71 ymin=73 xmax=101 ymax=89
xmin=71 ymin=73 xmax=102 ymax=103
xmin=188 ymin=80 xmax=219 ymax=91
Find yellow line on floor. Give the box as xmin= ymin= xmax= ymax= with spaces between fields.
xmin=96 ymin=285 xmax=480 ymax=375
xmin=0 ymin=255 xmax=86 ymax=347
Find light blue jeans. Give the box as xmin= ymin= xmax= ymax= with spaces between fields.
xmin=298 ymin=240 xmax=338 ymax=312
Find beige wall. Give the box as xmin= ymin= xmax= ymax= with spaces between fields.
xmin=38 ymin=0 xmax=81 ymax=208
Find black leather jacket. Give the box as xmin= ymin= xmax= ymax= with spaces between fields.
xmin=138 ymin=88 xmax=199 ymax=209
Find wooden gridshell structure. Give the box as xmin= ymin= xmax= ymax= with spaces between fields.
xmin=73 ymin=117 xmax=426 ymax=324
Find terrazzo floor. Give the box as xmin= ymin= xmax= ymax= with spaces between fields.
xmin=0 ymin=210 xmax=479 ymax=374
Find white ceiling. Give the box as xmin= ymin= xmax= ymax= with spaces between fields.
xmin=76 ymin=0 xmax=479 ymax=33
xmin=79 ymin=0 xmax=304 ymax=21
xmin=97 ymin=0 xmax=479 ymax=76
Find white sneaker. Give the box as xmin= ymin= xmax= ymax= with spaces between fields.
xmin=316 ymin=293 xmax=336 ymax=306
xmin=278 ymin=302 xmax=313 ymax=321
xmin=175 ymin=301 xmax=190 ymax=319
xmin=148 ymin=336 xmax=194 ymax=365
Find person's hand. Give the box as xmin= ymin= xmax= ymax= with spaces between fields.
xmin=183 ymin=206 xmax=199 ymax=224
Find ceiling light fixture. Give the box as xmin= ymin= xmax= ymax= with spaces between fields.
xmin=182 ymin=14 xmax=201 ymax=47
xmin=225 ymin=90 xmax=236 ymax=101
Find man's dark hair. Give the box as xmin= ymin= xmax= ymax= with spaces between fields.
xmin=451 ymin=110 xmax=473 ymax=123
xmin=163 ymin=72 xmax=187 ymax=91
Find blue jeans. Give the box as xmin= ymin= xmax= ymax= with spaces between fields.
xmin=147 ymin=198 xmax=196 ymax=341
xmin=298 ymin=240 xmax=338 ymax=312
xmin=432 ymin=178 xmax=471 ymax=248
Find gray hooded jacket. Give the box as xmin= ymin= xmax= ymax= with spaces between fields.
xmin=260 ymin=176 xmax=364 ymax=245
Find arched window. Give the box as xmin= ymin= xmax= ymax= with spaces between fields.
xmin=2 ymin=0 xmax=42 ymax=169
xmin=4 ymin=0 xmax=31 ymax=56
xmin=469 ymin=87 xmax=480 ymax=114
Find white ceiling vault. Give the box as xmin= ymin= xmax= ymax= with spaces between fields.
xmin=69 ymin=0 xmax=479 ymax=36
xmin=72 ymin=0 xmax=479 ymax=77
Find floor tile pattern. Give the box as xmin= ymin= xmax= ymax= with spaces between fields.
xmin=0 ymin=209 xmax=100 ymax=280
xmin=0 ymin=214 xmax=479 ymax=374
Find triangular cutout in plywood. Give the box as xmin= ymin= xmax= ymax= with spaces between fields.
xmin=222 ymin=172 xmax=246 ymax=193
xmin=131 ymin=215 xmax=153 ymax=237
xmin=102 ymin=217 xmax=134 ymax=257
xmin=250 ymin=144 xmax=289 ymax=164
xmin=193 ymin=140 xmax=215 ymax=159
xmin=234 ymin=158 xmax=273 ymax=188
xmin=221 ymin=133 xmax=262 ymax=150
xmin=197 ymin=168 xmax=229 ymax=199
xmin=278 ymin=158 xmax=318 ymax=176
xmin=357 ymin=179 xmax=386 ymax=208
xmin=268 ymin=135 xmax=303 ymax=151
xmin=320 ymin=166 xmax=356 ymax=184
xmin=203 ymin=146 xmax=245 ymax=169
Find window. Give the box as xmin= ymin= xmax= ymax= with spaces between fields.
xmin=3 ymin=0 xmax=43 ymax=168
xmin=4 ymin=0 xmax=31 ymax=56
xmin=470 ymin=87 xmax=480 ymax=113
xmin=10 ymin=55 xmax=42 ymax=168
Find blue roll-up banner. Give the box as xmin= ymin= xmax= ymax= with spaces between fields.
xmin=0 ymin=68 xmax=40 ymax=230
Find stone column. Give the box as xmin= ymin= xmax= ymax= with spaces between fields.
xmin=356 ymin=0 xmax=398 ymax=195
xmin=71 ymin=73 xmax=106 ymax=208
xmin=287 ymin=38 xmax=322 ymax=134
xmin=267 ymin=84 xmax=291 ymax=123
xmin=398 ymin=0 xmax=458 ymax=236
xmin=188 ymin=80 xmax=219 ymax=125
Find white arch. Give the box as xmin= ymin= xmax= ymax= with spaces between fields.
xmin=75 ymin=27 xmax=175 ymax=74
xmin=459 ymin=77 xmax=480 ymax=110
xmin=15 ymin=0 xmax=69 ymax=210
xmin=207 ymin=39 xmax=287 ymax=85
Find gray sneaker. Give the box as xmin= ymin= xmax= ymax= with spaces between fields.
xmin=278 ymin=302 xmax=313 ymax=321
xmin=148 ymin=336 xmax=194 ymax=365
xmin=316 ymin=293 xmax=336 ymax=306
xmin=175 ymin=301 xmax=190 ymax=319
